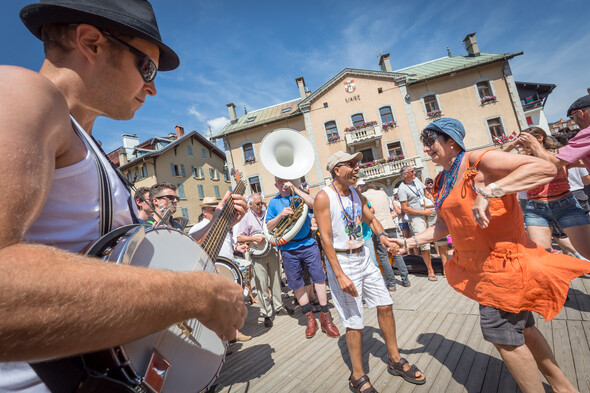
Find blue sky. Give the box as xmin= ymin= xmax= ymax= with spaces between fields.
xmin=2 ymin=0 xmax=589 ymax=153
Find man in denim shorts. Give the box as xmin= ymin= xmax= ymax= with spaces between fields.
xmin=266 ymin=177 xmax=340 ymax=339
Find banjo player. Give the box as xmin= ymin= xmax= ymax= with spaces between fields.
xmin=0 ymin=1 xmax=248 ymax=391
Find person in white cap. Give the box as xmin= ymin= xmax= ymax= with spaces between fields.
xmin=315 ymin=151 xmax=426 ymax=392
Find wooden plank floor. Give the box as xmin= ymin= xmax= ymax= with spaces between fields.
xmin=214 ymin=274 xmax=590 ymax=393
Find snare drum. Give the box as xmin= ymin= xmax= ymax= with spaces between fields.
xmin=234 ymin=256 xmax=253 ymax=285
xmin=215 ymin=256 xmax=243 ymax=287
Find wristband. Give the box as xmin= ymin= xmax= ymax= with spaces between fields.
xmin=412 ymin=235 xmax=419 ymax=248
xmin=378 ymin=232 xmax=387 ymax=239
xmin=403 ymin=237 xmax=408 ymax=251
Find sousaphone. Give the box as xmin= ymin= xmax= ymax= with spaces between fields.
xmin=259 ymin=129 xmax=315 ymax=245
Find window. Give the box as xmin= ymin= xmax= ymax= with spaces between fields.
xmin=351 ymin=113 xmax=365 ymax=127
xmin=127 ymin=171 xmax=133 ymax=183
xmin=191 ymin=166 xmax=197 ymax=178
xmin=476 ymin=81 xmax=492 ymax=99
xmin=214 ymin=185 xmax=220 ymax=199
xmin=177 ymin=184 xmax=186 ymax=198
xmin=387 ymin=142 xmax=404 ymax=158
xmin=215 ymin=169 xmax=220 ymax=180
xmin=199 ymin=167 xmax=204 ymax=178
xmin=181 ymin=208 xmax=189 ymax=220
xmin=359 ymin=148 xmax=374 ymax=163
xmin=223 ymin=168 xmax=230 ymax=182
xmin=280 ymin=107 xmax=292 ymax=114
xmin=187 ymin=146 xmax=193 ymax=156
xmin=325 ymin=121 xmax=339 ymax=142
xmin=249 ymin=176 xmax=262 ymax=194
xmin=134 ymin=168 xmax=139 ymax=181
xmin=180 ymin=164 xmax=186 ymax=177
xmin=323 ymin=102 xmax=328 ymax=108
xmin=424 ymin=95 xmax=440 ymax=114
xmin=209 ymin=168 xmax=215 ymax=179
xmin=487 ymin=117 xmax=505 ymax=140
xmin=197 ymin=184 xmax=204 ymax=199
xmin=243 ymin=143 xmax=255 ymax=163
xmin=379 ymin=106 xmax=394 ymax=124
xmin=201 ymin=149 xmax=207 ymax=158
xmin=245 ymin=116 xmax=256 ymax=123
xmin=141 ymin=164 xmax=147 ymax=178
xmin=170 ymin=163 xmax=181 ymax=177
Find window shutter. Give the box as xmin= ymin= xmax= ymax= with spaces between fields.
xmin=181 ymin=164 xmax=186 ymax=177
xmin=177 ymin=184 xmax=186 ymax=198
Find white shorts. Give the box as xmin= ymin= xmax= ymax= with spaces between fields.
xmin=325 ymin=246 xmax=393 ymax=329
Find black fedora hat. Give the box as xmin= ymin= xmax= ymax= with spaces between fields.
xmin=20 ymin=0 xmax=179 ymax=71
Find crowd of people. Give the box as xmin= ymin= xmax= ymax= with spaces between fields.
xmin=1 ymin=0 xmax=590 ymax=392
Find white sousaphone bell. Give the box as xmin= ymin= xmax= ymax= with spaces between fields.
xmin=259 ymin=128 xmax=315 ymax=245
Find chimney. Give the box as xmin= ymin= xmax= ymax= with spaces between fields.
xmin=175 ymin=125 xmax=184 ymax=138
xmin=463 ymin=32 xmax=480 ymax=57
xmin=121 ymin=133 xmax=139 ymax=159
xmin=227 ymin=103 xmax=237 ymax=122
xmin=379 ymin=53 xmax=392 ymax=72
xmin=296 ymin=77 xmax=307 ymax=99
xmin=118 ymin=147 xmax=128 ymax=166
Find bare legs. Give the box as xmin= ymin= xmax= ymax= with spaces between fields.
xmin=494 ymin=326 xmax=576 ymax=393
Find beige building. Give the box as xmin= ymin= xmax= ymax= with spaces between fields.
xmin=215 ymin=33 xmax=525 ymax=197
xmin=110 ymin=125 xmax=231 ymax=225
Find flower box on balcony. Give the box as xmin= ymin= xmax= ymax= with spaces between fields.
xmin=358 ymin=155 xmax=405 ymax=169
xmin=345 ymin=121 xmax=377 ymax=133
xmin=427 ymin=110 xmax=442 ymax=119
xmin=382 ymin=121 xmax=397 ymax=131
xmin=480 ymin=95 xmax=497 ymax=105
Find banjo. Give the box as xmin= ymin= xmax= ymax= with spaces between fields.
xmin=33 ymin=180 xmax=246 ymax=393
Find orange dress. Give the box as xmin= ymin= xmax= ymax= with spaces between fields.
xmin=438 ymin=151 xmax=590 ymax=321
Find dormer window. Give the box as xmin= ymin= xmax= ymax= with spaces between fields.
xmin=245 ymin=116 xmax=256 ymax=123
xmin=280 ymin=107 xmax=292 ymax=114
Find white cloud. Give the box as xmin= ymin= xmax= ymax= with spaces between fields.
xmin=207 ymin=116 xmax=230 ymax=135
xmin=187 ymin=104 xmax=205 ymax=121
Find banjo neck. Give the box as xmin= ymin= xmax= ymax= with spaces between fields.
xmin=200 ymin=180 xmax=246 ymax=261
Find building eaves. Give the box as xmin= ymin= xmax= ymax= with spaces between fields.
xmin=214 ymin=98 xmax=303 ymax=139
xmin=298 ymin=68 xmax=408 ymax=109
xmin=120 ymin=130 xmax=225 ymax=171
xmin=395 ymin=52 xmax=523 ymax=84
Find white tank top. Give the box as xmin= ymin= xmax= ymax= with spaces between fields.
xmin=0 ymin=116 xmax=136 ymax=393
xmin=322 ymin=184 xmax=364 ymax=250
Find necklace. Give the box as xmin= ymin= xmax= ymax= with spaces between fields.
xmin=331 ymin=183 xmax=356 ymax=223
xmin=434 ymin=150 xmax=464 ymax=210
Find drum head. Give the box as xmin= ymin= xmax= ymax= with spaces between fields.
xmin=215 ymin=257 xmax=243 ymax=287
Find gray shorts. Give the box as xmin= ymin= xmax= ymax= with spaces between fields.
xmin=479 ymin=304 xmax=535 ymax=346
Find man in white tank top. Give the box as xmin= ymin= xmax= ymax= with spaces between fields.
xmin=0 ymin=1 xmax=248 ymax=391
xmin=315 ymin=151 xmax=426 ymax=392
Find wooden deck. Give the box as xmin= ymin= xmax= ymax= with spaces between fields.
xmin=215 ymin=273 xmax=590 ymax=393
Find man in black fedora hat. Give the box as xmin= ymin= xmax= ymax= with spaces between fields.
xmin=0 ymin=1 xmax=248 ymax=391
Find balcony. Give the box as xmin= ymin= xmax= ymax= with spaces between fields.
xmin=344 ymin=124 xmax=382 ymax=147
xmin=359 ymin=156 xmax=424 ymax=182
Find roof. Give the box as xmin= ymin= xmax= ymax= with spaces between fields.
xmin=119 ymin=130 xmax=225 ymax=171
xmin=395 ymin=52 xmax=523 ymax=83
xmin=214 ymin=98 xmax=302 ymax=139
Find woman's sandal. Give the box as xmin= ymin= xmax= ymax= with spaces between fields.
xmin=387 ymin=358 xmax=426 ymax=385
xmin=349 ymin=374 xmax=378 ymax=393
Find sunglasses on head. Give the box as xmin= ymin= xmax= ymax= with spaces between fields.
xmin=102 ymin=31 xmax=158 ymax=83
xmin=156 ymin=195 xmax=180 ymax=202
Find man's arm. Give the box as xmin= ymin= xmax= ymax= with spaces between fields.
xmin=0 ymin=67 xmax=246 ymax=361
xmin=400 ymin=200 xmax=435 ymax=216
xmin=358 ymin=191 xmax=399 ymax=255
xmin=314 ymin=190 xmax=358 ymax=297
xmin=283 ymin=181 xmax=315 ymax=208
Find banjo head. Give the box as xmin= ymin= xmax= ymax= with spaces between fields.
xmin=99 ymin=226 xmax=225 ymax=393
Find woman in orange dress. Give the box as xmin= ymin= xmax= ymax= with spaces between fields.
xmin=394 ymin=118 xmax=589 ymax=393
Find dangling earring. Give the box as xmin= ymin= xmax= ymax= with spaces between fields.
xmin=450 ymin=145 xmax=454 ymax=149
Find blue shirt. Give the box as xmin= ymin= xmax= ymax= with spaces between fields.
xmin=362 ymin=201 xmax=372 ymax=240
xmin=265 ymin=194 xmax=315 ymax=251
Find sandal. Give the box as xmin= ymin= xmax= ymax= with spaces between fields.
xmin=428 ymin=275 xmax=438 ymax=281
xmin=387 ymin=358 xmax=426 ymax=385
xmin=349 ymin=374 xmax=378 ymax=393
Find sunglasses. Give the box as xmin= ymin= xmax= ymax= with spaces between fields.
xmin=569 ymin=110 xmax=581 ymax=121
xmin=156 ymin=195 xmax=180 ymax=202
xmin=103 ymin=31 xmax=158 ymax=83
xmin=337 ymin=161 xmax=359 ymax=169
xmin=420 ymin=129 xmax=441 ymax=147
xmin=253 ymin=202 xmax=263 ymax=206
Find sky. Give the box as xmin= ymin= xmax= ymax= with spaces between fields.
xmin=2 ymin=0 xmax=589 ymax=153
